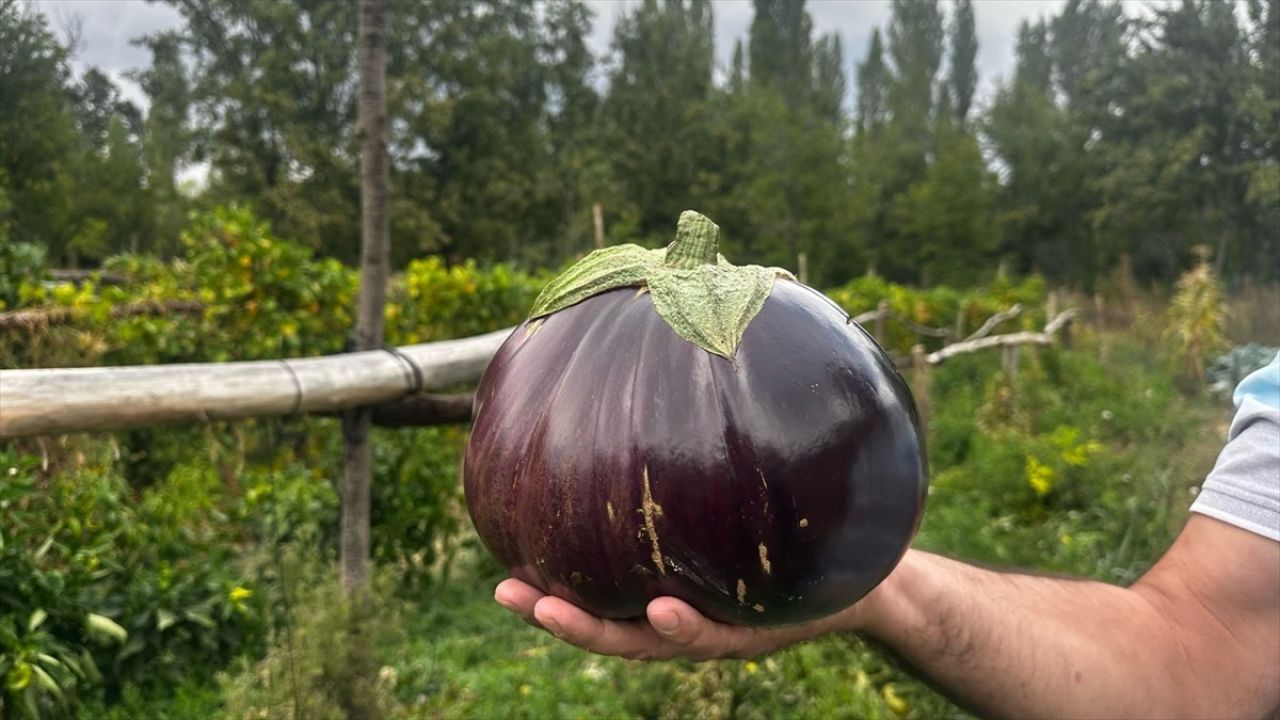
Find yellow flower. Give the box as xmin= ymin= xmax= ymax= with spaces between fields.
xmin=744 ymin=661 xmax=759 ymax=674
xmin=229 ymin=586 xmax=253 ymax=602
xmin=882 ymin=683 xmax=909 ymax=715
xmin=518 ymin=684 xmax=532 ymax=696
xmin=1026 ymin=456 xmax=1055 ymax=497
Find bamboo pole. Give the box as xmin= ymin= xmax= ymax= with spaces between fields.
xmin=0 ymin=328 xmax=510 ymax=440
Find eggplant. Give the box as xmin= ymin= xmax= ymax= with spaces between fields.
xmin=464 ymin=211 xmax=926 ymax=626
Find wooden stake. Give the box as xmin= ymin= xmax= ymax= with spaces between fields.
xmin=343 ymin=0 xmax=390 ymax=602
xmin=910 ymin=343 xmax=930 ymax=435
xmin=592 ymin=202 xmax=604 ymax=249
xmin=874 ymin=299 xmax=888 ymax=344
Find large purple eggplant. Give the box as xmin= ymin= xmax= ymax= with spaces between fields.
xmin=464 ymin=211 xmax=926 ymax=626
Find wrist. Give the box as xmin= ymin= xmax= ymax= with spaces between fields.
xmin=833 ymin=548 xmax=922 ymax=636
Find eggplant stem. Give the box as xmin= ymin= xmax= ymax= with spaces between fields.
xmin=665 ymin=210 xmax=720 ymax=269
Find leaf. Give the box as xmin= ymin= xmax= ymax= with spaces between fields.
xmin=527 ymin=244 xmax=660 ymax=320
xmin=27 ymin=609 xmax=47 ymax=633
xmin=183 ymin=609 xmax=215 ymax=629
xmin=30 ymin=664 xmax=64 ymax=706
xmin=116 ymin=636 xmax=145 ymax=662
xmin=79 ymin=650 xmax=102 ymax=684
xmin=525 ymin=211 xmax=795 ymax=357
xmin=84 ymin=613 xmax=128 ymax=644
xmin=648 ymin=265 xmax=783 ymax=359
xmin=155 ymin=609 xmax=177 ymax=631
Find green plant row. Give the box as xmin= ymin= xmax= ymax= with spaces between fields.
xmin=826 ymin=272 xmax=1048 ymax=356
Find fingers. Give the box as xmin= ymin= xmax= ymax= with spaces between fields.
xmin=646 ymin=597 xmax=764 ymax=660
xmin=494 ymin=578 xmax=547 ymax=629
xmin=533 ymin=595 xmax=668 ymax=660
xmin=494 ymin=578 xmax=786 ymax=662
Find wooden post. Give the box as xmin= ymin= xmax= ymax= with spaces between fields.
xmin=910 ymin=344 xmax=930 ymax=435
xmin=952 ymin=302 xmax=967 ymax=347
xmin=1002 ymin=343 xmax=1020 ymax=379
xmin=874 ymin=299 xmax=888 ymax=344
xmin=1002 ymin=343 xmax=1020 ymax=413
xmin=343 ymin=0 xmax=389 ymax=601
xmin=797 ymin=252 xmax=808 ymax=285
xmin=592 ymin=202 xmax=604 ymax=249
xmin=1094 ymin=292 xmax=1108 ymax=363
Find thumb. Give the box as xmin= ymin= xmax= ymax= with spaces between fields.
xmin=646 ymin=597 xmax=760 ymax=660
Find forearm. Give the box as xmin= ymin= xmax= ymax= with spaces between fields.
xmin=845 ymin=550 xmax=1200 ymax=719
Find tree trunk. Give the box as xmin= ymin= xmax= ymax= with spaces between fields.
xmin=342 ymin=0 xmax=389 ymax=601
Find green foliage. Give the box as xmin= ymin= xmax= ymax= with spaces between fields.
xmin=0 ymin=240 xmax=44 ymax=311
xmin=218 ymin=568 xmax=405 ymax=720
xmin=826 ymin=272 xmax=1047 ymax=354
xmin=7 ymin=206 xmax=545 ymax=370
xmin=386 ymin=258 xmax=545 ymax=345
xmin=920 ymin=337 xmax=1216 ymax=584
xmin=0 ymin=447 xmax=263 ymax=717
xmin=0 ymin=205 xmax=550 ymax=715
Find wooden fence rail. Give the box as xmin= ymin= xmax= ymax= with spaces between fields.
xmin=0 ymin=305 xmax=1076 ymax=441
xmin=0 ymin=328 xmax=512 ymax=439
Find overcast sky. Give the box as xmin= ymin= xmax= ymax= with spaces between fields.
xmin=37 ymin=0 xmax=1167 ymax=113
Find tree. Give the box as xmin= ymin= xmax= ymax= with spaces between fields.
xmin=540 ymin=0 xmax=600 ymax=262
xmin=342 ymin=0 xmax=389 ymax=605
xmin=812 ymin=34 xmax=845 ymax=124
xmin=132 ymin=31 xmax=191 ymax=255
xmin=892 ymin=129 xmax=999 ymax=286
xmin=600 ymin=0 xmax=717 ymax=242
xmin=947 ymin=0 xmax=977 ymax=125
xmin=986 ymin=19 xmax=1086 ymax=280
xmin=165 ymin=0 xmax=361 ymax=260
xmin=748 ymin=0 xmax=813 ymax=109
xmin=0 ymin=1 xmax=81 ymax=259
xmin=886 ymin=0 xmax=944 ymax=141
xmin=856 ymin=29 xmax=888 ymax=132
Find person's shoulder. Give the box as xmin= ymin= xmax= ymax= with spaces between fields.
xmin=1233 ymin=352 xmax=1280 ymax=414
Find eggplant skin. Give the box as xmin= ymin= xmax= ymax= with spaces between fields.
xmin=464 ymin=281 xmax=927 ymax=627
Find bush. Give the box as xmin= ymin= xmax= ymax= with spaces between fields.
xmin=218 ymin=565 xmax=407 ymax=720
xmin=826 ymin=272 xmax=1047 ymax=355
xmin=0 ymin=447 xmax=263 ymax=717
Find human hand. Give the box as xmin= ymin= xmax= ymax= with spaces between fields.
xmin=494 ymin=577 xmax=860 ymax=661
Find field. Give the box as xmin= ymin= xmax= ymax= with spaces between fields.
xmin=4 ymin=210 xmax=1271 ymax=719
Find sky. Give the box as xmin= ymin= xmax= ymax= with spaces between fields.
xmin=36 ymin=0 xmax=1084 ymax=114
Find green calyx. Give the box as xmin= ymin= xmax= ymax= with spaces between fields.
xmin=527 ymin=210 xmax=795 ymax=358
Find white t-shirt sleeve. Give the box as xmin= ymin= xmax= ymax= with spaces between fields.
xmin=1189 ymin=353 xmax=1280 ymax=541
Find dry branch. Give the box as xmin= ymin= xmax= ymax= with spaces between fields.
xmin=963 ymin=304 xmax=1022 ymax=342
xmin=849 ymin=305 xmax=952 ymax=339
xmin=851 ymin=308 xmax=882 ymax=325
xmin=927 ymin=310 xmax=1076 ymax=366
xmin=0 ymin=299 xmax=204 ymax=331
xmin=0 ymin=327 xmax=512 ymax=439
xmin=47 ymin=269 xmax=130 ymax=285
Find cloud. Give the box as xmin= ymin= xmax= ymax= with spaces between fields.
xmin=37 ymin=0 xmax=1164 ymax=114
xmin=35 ymin=0 xmax=183 ymax=109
